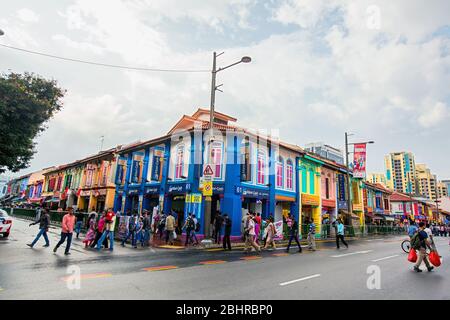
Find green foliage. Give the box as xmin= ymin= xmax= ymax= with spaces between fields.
xmin=0 ymin=72 xmax=65 ymax=173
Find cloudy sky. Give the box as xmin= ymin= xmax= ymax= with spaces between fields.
xmin=1 ymin=0 xmax=449 ymax=180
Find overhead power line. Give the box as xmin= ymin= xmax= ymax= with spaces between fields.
xmin=0 ymin=43 xmax=210 ymax=73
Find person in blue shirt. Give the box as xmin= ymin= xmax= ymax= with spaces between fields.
xmin=408 ymin=220 xmax=418 ymax=239
xmin=336 ymin=219 xmax=348 ymax=249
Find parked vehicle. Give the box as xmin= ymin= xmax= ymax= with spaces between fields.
xmin=0 ymin=209 xmax=13 ymax=238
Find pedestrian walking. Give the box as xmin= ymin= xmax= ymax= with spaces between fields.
xmin=136 ymin=216 xmax=145 ymax=247
xmin=82 ymin=213 xmax=96 ymax=248
xmin=97 ymin=209 xmax=116 ymax=251
xmin=74 ymin=210 xmax=84 ymax=239
xmin=244 ymin=214 xmax=261 ymax=254
xmin=286 ymin=214 xmax=302 ymax=253
xmin=121 ymin=213 xmax=138 ymax=247
xmin=165 ymin=213 xmax=176 ymax=245
xmin=223 ymin=214 xmax=232 ymax=251
xmin=157 ymin=213 xmax=166 ymax=240
xmin=307 ymin=219 xmax=316 ymax=251
xmin=263 ymin=216 xmax=277 ymax=250
xmin=335 ymin=219 xmax=348 ymax=249
xmin=91 ymin=212 xmax=108 ymax=249
xmin=413 ymin=222 xmax=434 ymax=272
xmin=53 ymin=207 xmax=76 ymax=255
xmin=191 ymin=214 xmax=200 ymax=245
xmin=183 ymin=213 xmax=196 ymax=246
xmin=214 ymin=212 xmax=224 ymax=244
xmin=142 ymin=210 xmax=152 ymax=247
xmin=254 ymin=213 xmax=262 ymax=244
xmin=27 ymin=208 xmax=51 ymax=248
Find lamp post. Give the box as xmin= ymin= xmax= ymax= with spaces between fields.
xmin=203 ymin=52 xmax=251 ymax=239
xmin=345 ymin=132 xmax=374 ymax=225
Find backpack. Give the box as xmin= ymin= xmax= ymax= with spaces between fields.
xmin=410 ymin=232 xmax=421 ymax=250
xmin=185 ymin=217 xmax=194 ymax=230
xmin=195 ymin=222 xmax=201 ymax=232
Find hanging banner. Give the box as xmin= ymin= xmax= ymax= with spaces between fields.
xmin=151 ymin=147 xmax=164 ymax=182
xmin=353 ymin=143 xmax=367 ymax=178
xmin=273 ymin=221 xmax=284 ymax=240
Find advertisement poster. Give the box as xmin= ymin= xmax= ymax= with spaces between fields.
xmin=273 ymin=221 xmax=284 ymax=240
xmin=353 ymin=143 xmax=367 ymax=178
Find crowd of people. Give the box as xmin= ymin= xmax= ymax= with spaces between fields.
xmin=25 ymin=205 xmax=357 ymax=255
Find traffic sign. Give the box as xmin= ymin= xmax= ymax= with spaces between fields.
xmin=203 ymin=181 xmax=213 ymax=196
xmin=203 ymin=164 xmax=215 ymax=177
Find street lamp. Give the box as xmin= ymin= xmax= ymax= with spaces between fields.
xmin=209 ymin=52 xmax=251 ymax=128
xmin=204 ymin=52 xmax=251 ymax=239
xmin=344 ymin=132 xmax=374 ymax=225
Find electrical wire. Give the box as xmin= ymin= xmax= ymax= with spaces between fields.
xmin=0 ymin=43 xmax=210 ymax=73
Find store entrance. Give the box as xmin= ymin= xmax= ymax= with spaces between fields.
xmin=171 ymin=195 xmax=185 ymax=235
xmin=96 ymin=196 xmax=106 ymax=213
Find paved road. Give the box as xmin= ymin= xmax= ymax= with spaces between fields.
xmin=0 ymin=218 xmax=449 ymax=300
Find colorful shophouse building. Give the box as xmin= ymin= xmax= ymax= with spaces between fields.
xmin=42 ymin=149 xmax=116 ymax=211
xmin=113 ymin=109 xmax=306 ymax=238
xmin=362 ymin=182 xmax=393 ymax=224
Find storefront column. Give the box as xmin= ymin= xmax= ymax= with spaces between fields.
xmin=88 ymin=194 xmax=96 ymax=212
xmin=268 ymin=142 xmax=276 ymax=217
xmin=160 ymin=140 xmax=171 ymax=214
xmin=223 ymin=134 xmax=243 ymax=237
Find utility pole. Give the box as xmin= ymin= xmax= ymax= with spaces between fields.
xmin=100 ymin=135 xmax=104 ymax=152
xmin=345 ymin=132 xmax=353 ymax=225
xmin=203 ymin=52 xmax=251 ymax=240
xmin=204 ymin=52 xmax=218 ymax=239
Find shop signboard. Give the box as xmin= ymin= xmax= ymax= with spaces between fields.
xmin=353 ymin=143 xmax=367 ymax=179
xmin=213 ymin=184 xmax=224 ymax=194
xmin=203 ymin=181 xmax=213 ymax=196
xmin=301 ymin=194 xmax=320 ymax=206
xmin=338 ymin=174 xmax=346 ymax=201
xmin=273 ymin=221 xmax=284 ymax=240
xmin=145 ymin=186 xmax=160 ymax=195
xmin=236 ymin=186 xmax=269 ymax=199
xmin=185 ymin=193 xmax=202 ymax=220
xmin=168 ymin=183 xmax=191 ymax=194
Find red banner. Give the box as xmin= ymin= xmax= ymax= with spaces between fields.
xmin=353 ymin=143 xmax=367 ymax=178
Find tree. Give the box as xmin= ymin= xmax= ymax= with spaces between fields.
xmin=0 ymin=72 xmax=65 ymax=173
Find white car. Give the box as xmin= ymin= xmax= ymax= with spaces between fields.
xmin=0 ymin=209 xmax=12 ymax=238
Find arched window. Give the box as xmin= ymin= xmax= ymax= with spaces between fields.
xmin=276 ymin=156 xmax=284 ymax=188
xmin=210 ymin=141 xmax=223 ymax=179
xmin=257 ymin=149 xmax=267 ymax=185
xmin=175 ymin=144 xmax=185 ymax=180
xmin=286 ymin=159 xmax=293 ymax=190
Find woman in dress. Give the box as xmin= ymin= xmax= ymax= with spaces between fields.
xmin=83 ymin=213 xmax=97 ymax=248
xmin=263 ymin=216 xmax=277 ymax=250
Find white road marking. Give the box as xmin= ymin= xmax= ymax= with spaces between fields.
xmin=280 ymin=274 xmax=321 ymax=286
xmin=371 ymin=254 xmax=399 ymax=262
xmin=331 ymin=250 xmax=372 ymax=258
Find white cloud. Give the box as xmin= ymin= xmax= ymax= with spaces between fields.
xmin=16 ymin=8 xmax=40 ymax=23
xmin=418 ymin=102 xmax=449 ymax=128
xmin=1 ymin=0 xmax=450 ymax=179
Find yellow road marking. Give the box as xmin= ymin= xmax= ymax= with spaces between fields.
xmin=240 ymin=255 xmax=262 ymax=261
xmin=199 ymin=260 xmax=227 ymax=265
xmin=143 ymin=265 xmax=178 ymax=272
xmin=206 ymin=248 xmax=224 ymax=252
xmin=272 ymin=253 xmax=289 ymax=257
xmin=158 ymin=245 xmax=185 ymax=249
xmin=61 ymin=273 xmax=112 ymax=282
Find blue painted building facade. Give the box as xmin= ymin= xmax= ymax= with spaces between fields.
xmin=113 ymin=109 xmax=305 ymax=237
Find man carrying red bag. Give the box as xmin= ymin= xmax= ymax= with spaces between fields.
xmin=413 ymin=222 xmax=435 ymax=273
